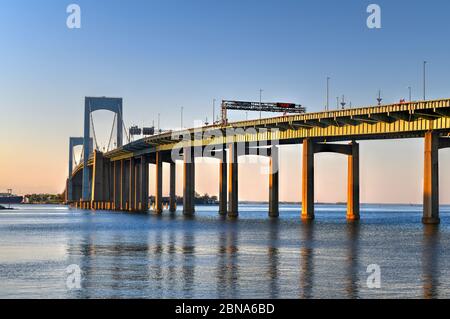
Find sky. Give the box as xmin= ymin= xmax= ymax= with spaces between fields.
xmin=0 ymin=0 xmax=450 ymax=203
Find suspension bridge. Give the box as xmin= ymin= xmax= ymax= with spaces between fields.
xmin=66 ymin=96 xmax=450 ymax=224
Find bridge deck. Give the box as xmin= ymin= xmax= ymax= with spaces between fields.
xmin=72 ymin=98 xmax=450 ymax=174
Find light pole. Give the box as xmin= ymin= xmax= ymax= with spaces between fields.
xmin=340 ymin=95 xmax=346 ymax=109
xmin=213 ymin=99 xmax=216 ymax=125
xmin=423 ymin=61 xmax=427 ymax=101
xmin=408 ymin=86 xmax=412 ymax=102
xmin=326 ymin=77 xmax=330 ymax=111
xmin=157 ymin=113 xmax=160 ymax=133
xmin=180 ymin=107 xmax=184 ymax=129
xmin=377 ymin=90 xmax=382 ymax=106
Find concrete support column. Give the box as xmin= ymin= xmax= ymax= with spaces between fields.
xmin=302 ymin=139 xmax=315 ymax=221
xmin=67 ymin=177 xmax=73 ymax=202
xmin=105 ymin=159 xmax=114 ymax=205
xmin=134 ymin=161 xmax=140 ymax=211
xmin=140 ymin=156 xmax=149 ymax=211
xmin=129 ymin=158 xmax=136 ymax=211
xmin=91 ymin=150 xmax=104 ymax=202
xmin=120 ymin=160 xmax=128 ymax=210
xmin=269 ymin=145 xmax=279 ymax=218
xmin=72 ymin=172 xmax=82 ymax=202
xmin=65 ymin=178 xmax=69 ymax=203
xmin=155 ymin=152 xmax=163 ymax=214
xmin=82 ymin=103 xmax=92 ymax=201
xmin=219 ymin=149 xmax=227 ymax=216
xmin=183 ymin=147 xmax=195 ymax=215
xmin=347 ymin=141 xmax=360 ymax=221
xmin=423 ymin=131 xmax=440 ymax=224
xmin=113 ymin=161 xmax=121 ymax=210
xmin=228 ymin=143 xmax=239 ymax=218
xmin=102 ymin=159 xmax=111 ymax=206
xmin=169 ymin=161 xmax=176 ymax=213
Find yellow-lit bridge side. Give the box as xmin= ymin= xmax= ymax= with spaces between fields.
xmin=91 ymin=98 xmax=450 ymax=161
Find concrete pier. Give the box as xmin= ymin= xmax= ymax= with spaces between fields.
xmin=134 ymin=160 xmax=140 ymax=211
xmin=113 ymin=161 xmax=120 ymax=210
xmin=120 ymin=160 xmax=128 ymax=210
xmin=269 ymin=145 xmax=279 ymax=218
xmin=347 ymin=142 xmax=360 ymax=221
xmin=183 ymin=147 xmax=195 ymax=215
xmin=139 ymin=156 xmax=149 ymax=211
xmin=129 ymin=158 xmax=135 ymax=211
xmin=169 ymin=161 xmax=176 ymax=213
xmin=91 ymin=150 xmax=104 ymax=202
xmin=155 ymin=152 xmax=163 ymax=214
xmin=75 ymin=139 xmax=364 ymax=222
xmin=302 ymin=139 xmax=315 ymax=221
xmin=302 ymin=139 xmax=360 ymax=222
xmin=219 ymin=149 xmax=228 ymax=216
xmin=107 ymin=160 xmax=113 ymax=205
xmin=228 ymin=143 xmax=239 ymax=218
xmin=71 ymin=170 xmax=83 ymax=203
xmin=423 ymin=132 xmax=440 ymax=224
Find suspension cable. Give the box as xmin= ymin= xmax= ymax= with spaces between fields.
xmin=118 ymin=108 xmax=130 ymax=144
xmin=80 ymin=146 xmax=84 ymax=164
xmin=90 ymin=112 xmax=99 ymax=151
xmin=107 ymin=114 xmax=117 ymax=152
xmin=73 ymin=150 xmax=77 ymax=167
xmin=123 ymin=120 xmax=130 ymax=144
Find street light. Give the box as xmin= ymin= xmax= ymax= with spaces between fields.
xmin=158 ymin=113 xmax=160 ymax=133
xmin=377 ymin=90 xmax=382 ymax=106
xmin=326 ymin=77 xmax=330 ymax=111
xmin=213 ymin=99 xmax=216 ymax=125
xmin=180 ymin=107 xmax=184 ymax=129
xmin=423 ymin=61 xmax=427 ymax=101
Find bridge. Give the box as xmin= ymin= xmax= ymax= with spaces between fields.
xmin=66 ymin=97 xmax=450 ymax=224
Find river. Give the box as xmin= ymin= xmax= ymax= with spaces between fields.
xmin=0 ymin=204 xmax=449 ymax=299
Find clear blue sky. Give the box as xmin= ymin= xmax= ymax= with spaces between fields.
xmin=1 ymin=0 xmax=450 ymax=202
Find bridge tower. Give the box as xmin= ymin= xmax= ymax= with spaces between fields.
xmin=82 ymin=97 xmax=123 ymax=201
xmin=67 ymin=137 xmax=93 ymax=202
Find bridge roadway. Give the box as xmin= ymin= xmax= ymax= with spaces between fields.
xmin=67 ymin=98 xmax=450 ymax=224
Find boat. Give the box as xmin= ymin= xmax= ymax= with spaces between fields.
xmin=0 ymin=192 xmax=23 ymax=204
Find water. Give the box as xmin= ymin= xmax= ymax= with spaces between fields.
xmin=1 ymin=204 xmax=450 ymax=299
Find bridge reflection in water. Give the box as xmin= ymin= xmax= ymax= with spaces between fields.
xmin=422 ymin=225 xmax=440 ymax=299
xmin=57 ymin=207 xmax=445 ymax=299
